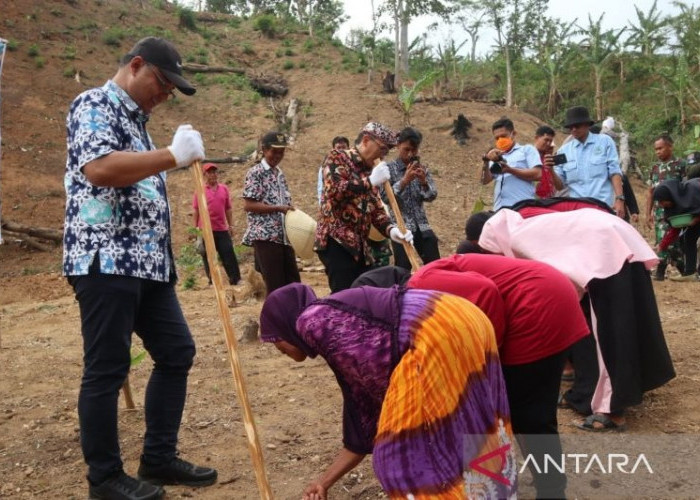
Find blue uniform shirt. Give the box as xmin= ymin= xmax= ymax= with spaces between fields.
xmin=555 ymin=132 xmax=622 ymax=207
xmin=63 ymin=80 xmax=174 ymax=282
xmin=492 ymin=143 xmax=541 ymax=210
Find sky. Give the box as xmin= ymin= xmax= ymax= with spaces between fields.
xmin=337 ymin=0 xmax=688 ymax=56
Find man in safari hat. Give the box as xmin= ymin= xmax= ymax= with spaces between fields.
xmin=315 ymin=122 xmax=414 ymax=292
xmin=554 ymin=106 xmax=625 ymax=217
xmin=242 ymin=131 xmax=301 ymax=296
xmin=63 ymin=36 xmax=216 ymax=499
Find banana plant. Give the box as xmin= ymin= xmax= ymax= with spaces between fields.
xmin=397 ymin=70 xmax=440 ymax=125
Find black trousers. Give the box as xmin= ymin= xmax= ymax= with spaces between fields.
xmin=564 ymin=262 xmax=675 ymax=415
xmin=201 ymin=230 xmax=241 ymax=285
xmin=317 ymin=238 xmax=372 ymax=293
xmin=680 ymin=224 xmax=700 ymax=275
xmin=69 ymin=269 xmax=195 ymax=485
xmin=502 ymin=350 xmax=568 ymax=499
xmin=390 ymin=228 xmax=440 ymax=270
xmin=252 ymin=240 xmax=300 ymax=296
xmin=562 ymin=295 xmax=598 ymax=416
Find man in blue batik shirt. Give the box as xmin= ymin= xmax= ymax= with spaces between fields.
xmin=480 ymin=117 xmax=542 ymax=210
xmin=63 ymin=37 xmax=216 ymax=500
xmin=553 ymin=106 xmax=625 ymax=217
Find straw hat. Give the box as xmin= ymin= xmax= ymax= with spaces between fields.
xmin=368 ymin=225 xmax=385 ymax=242
xmin=284 ymin=209 xmax=317 ymax=259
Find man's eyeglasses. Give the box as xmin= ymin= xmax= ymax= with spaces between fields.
xmin=370 ymin=136 xmax=390 ymax=155
xmin=147 ymin=64 xmax=176 ymax=100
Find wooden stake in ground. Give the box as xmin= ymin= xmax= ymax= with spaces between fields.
xmin=192 ymin=160 xmax=274 ymax=500
xmin=121 ymin=377 xmax=135 ymax=410
xmin=382 ymin=180 xmax=422 ymax=272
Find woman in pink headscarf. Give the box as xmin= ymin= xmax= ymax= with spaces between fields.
xmin=478 ymin=206 xmax=675 ymax=432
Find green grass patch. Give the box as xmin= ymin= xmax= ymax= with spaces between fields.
xmin=62 ymin=45 xmax=76 ymax=60
xmin=102 ymin=28 xmax=126 ymax=47
xmin=176 ymin=6 xmax=197 ymax=31
xmin=242 ymin=142 xmax=257 ymax=156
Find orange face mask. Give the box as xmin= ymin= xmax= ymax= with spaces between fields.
xmin=495 ymin=137 xmax=514 ymax=152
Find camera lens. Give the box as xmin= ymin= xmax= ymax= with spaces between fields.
xmin=489 ymin=162 xmax=503 ymax=175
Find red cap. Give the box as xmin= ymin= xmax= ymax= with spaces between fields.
xmin=202 ymin=163 xmax=218 ymax=172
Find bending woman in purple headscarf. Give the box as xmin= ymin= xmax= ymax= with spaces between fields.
xmin=260 ymin=283 xmax=516 ymax=499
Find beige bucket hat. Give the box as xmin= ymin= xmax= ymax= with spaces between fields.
xmin=284 ymin=209 xmax=317 ymax=259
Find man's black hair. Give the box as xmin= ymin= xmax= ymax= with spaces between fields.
xmin=397 ymin=127 xmax=423 ymax=147
xmin=492 ymin=117 xmax=514 ymax=132
xmin=465 ymin=211 xmax=494 ymax=241
xmin=332 ymin=136 xmax=349 ymax=147
xmin=535 ymin=125 xmax=556 ymax=137
xmin=655 ymin=133 xmax=674 ymax=146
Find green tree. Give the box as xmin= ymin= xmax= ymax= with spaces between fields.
xmin=625 ymin=0 xmax=669 ymax=57
xmin=455 ymin=1 xmax=488 ymax=63
xmin=670 ymin=1 xmax=700 ymax=67
xmin=576 ymin=14 xmax=626 ymax=120
xmin=206 ymin=0 xmax=238 ymax=13
xmin=484 ymin=0 xmax=548 ymax=108
xmin=435 ymin=37 xmax=468 ymax=83
xmin=379 ymin=0 xmax=459 ymax=87
xmin=532 ymin=18 xmax=577 ymax=117
xmin=290 ymin=0 xmax=347 ymax=38
xmin=209 ymin=0 xmax=277 ymax=15
xmin=398 ymin=70 xmax=440 ymax=124
xmin=659 ymin=54 xmax=692 ymax=132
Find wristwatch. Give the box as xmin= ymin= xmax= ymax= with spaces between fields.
xmin=615 ymin=195 xmax=625 ymax=201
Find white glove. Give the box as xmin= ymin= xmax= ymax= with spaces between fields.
xmin=390 ymin=227 xmax=414 ymax=245
xmin=167 ymin=124 xmax=205 ymax=168
xmin=369 ymin=162 xmax=391 ymax=187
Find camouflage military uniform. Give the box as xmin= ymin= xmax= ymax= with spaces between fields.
xmin=648 ymin=158 xmax=686 ymax=271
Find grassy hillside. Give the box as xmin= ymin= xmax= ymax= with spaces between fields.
xmin=1 ymin=0 xmax=569 ymax=275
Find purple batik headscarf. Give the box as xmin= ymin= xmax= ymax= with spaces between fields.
xmin=260 ymin=283 xmax=406 ymax=361
xmin=259 ymin=283 xmax=318 ymax=357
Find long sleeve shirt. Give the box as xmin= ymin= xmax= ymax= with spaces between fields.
xmin=382 ymin=158 xmax=438 ymax=233
xmin=555 ymin=132 xmax=622 ymax=207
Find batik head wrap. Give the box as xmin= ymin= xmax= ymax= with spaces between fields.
xmin=259 ymin=283 xmax=317 ymax=357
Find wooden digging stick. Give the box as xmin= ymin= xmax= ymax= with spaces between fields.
xmin=121 ymin=376 xmax=136 ymax=410
xmin=382 ymin=180 xmax=422 ymax=272
xmin=191 ymin=160 xmax=274 ymax=500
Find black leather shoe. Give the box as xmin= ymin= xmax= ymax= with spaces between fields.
xmin=138 ymin=457 xmax=217 ymax=487
xmin=89 ymin=471 xmax=165 ymax=500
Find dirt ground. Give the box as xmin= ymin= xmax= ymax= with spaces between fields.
xmin=2 ymin=1 xmax=700 ymax=498
xmin=3 ymin=217 xmax=700 ymax=500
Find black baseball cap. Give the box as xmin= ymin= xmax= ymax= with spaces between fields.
xmin=261 ymin=131 xmax=288 ymax=149
xmin=125 ymin=37 xmax=196 ymax=96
